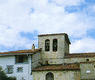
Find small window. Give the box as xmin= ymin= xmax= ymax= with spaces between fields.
xmin=53 ymin=39 xmax=58 ymax=52
xmin=45 ymin=39 xmax=50 ymax=51
xmin=86 ymin=59 xmax=89 ymax=62
xmin=6 ymin=65 xmax=13 ymax=74
xmin=46 ymin=72 xmax=54 ymax=80
xmin=17 ymin=67 xmax=23 ymax=72
xmin=15 ymin=55 xmax=28 ymax=64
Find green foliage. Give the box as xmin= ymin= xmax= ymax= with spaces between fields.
xmin=0 ymin=67 xmax=16 ymax=80
xmin=7 ymin=77 xmax=16 ymax=80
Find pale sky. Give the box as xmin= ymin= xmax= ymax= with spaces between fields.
xmin=0 ymin=0 xmax=95 ymax=53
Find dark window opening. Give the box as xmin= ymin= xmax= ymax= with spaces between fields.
xmin=45 ymin=60 xmax=49 ymax=65
xmin=53 ymin=39 xmax=58 ymax=52
xmin=46 ymin=72 xmax=54 ymax=80
xmin=86 ymin=59 xmax=89 ymax=62
xmin=15 ymin=55 xmax=28 ymax=64
xmin=45 ymin=39 xmax=50 ymax=51
xmin=17 ymin=67 xmax=23 ymax=72
xmin=6 ymin=65 xmax=13 ymax=74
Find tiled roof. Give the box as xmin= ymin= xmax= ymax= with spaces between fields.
xmin=64 ymin=53 xmax=95 ymax=58
xmin=32 ymin=64 xmax=80 ymax=71
xmin=80 ymin=61 xmax=95 ymax=64
xmin=0 ymin=48 xmax=41 ymax=56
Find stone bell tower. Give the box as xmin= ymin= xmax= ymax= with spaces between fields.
xmin=38 ymin=33 xmax=71 ymax=65
xmin=32 ymin=33 xmax=80 ymax=80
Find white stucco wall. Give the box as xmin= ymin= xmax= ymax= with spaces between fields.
xmin=0 ymin=55 xmax=33 ymax=80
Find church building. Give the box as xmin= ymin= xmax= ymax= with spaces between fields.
xmin=0 ymin=33 xmax=95 ymax=80
xmin=32 ymin=33 xmax=95 ymax=80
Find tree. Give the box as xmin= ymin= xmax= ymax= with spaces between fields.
xmin=0 ymin=67 xmax=16 ymax=80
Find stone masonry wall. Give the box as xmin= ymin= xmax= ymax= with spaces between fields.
xmin=64 ymin=57 xmax=95 ymax=64
xmin=80 ymin=62 xmax=95 ymax=80
xmin=38 ymin=34 xmax=69 ymax=65
xmin=32 ymin=71 xmax=80 ymax=80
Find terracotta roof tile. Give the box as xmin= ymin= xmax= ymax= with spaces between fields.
xmin=0 ymin=48 xmax=41 ymax=56
xmin=80 ymin=61 xmax=95 ymax=64
xmin=32 ymin=64 xmax=80 ymax=71
xmin=64 ymin=53 xmax=95 ymax=58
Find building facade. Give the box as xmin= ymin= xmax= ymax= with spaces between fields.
xmin=32 ymin=33 xmax=95 ymax=80
xmin=0 ymin=33 xmax=95 ymax=80
xmin=0 ymin=49 xmax=41 ymax=80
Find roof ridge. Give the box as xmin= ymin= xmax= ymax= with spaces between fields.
xmin=38 ymin=33 xmax=67 ymax=36
xmin=0 ymin=48 xmax=41 ymax=56
xmin=70 ymin=52 xmax=95 ymax=54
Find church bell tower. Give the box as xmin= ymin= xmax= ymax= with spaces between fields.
xmin=38 ymin=33 xmax=71 ymax=65
xmin=32 ymin=33 xmax=80 ymax=80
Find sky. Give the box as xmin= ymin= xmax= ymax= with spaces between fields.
xmin=0 ymin=0 xmax=95 ymax=53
